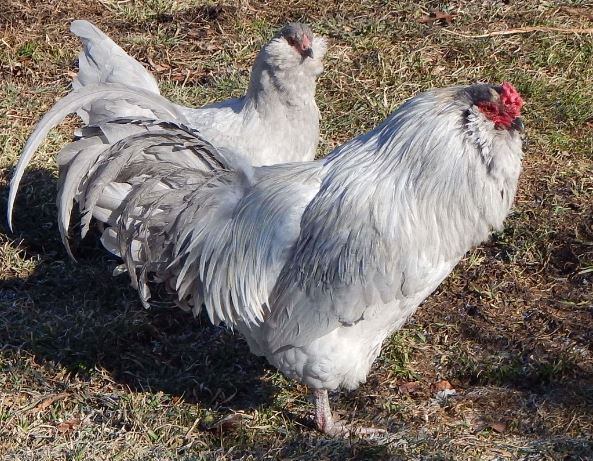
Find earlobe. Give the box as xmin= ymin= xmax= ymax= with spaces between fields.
xmin=477 ymin=101 xmax=514 ymax=129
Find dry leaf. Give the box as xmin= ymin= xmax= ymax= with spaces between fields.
xmin=171 ymin=71 xmax=191 ymax=82
xmin=33 ymin=393 xmax=68 ymax=413
xmin=398 ymin=381 xmax=422 ymax=395
xmin=472 ymin=417 xmax=507 ymax=433
xmin=418 ymin=11 xmax=456 ymax=25
xmin=431 ymin=380 xmax=454 ymax=393
xmin=57 ymin=417 xmax=81 ymax=434
xmin=204 ymin=413 xmax=248 ymax=432
xmin=154 ymin=62 xmax=171 ymax=72
xmin=146 ymin=57 xmax=170 ymax=72
xmin=490 ymin=421 xmax=507 ymax=433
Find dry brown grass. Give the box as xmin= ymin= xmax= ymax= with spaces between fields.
xmin=1 ymin=0 xmax=592 ymax=459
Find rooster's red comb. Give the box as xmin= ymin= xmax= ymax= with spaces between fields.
xmin=500 ymin=82 xmax=524 ymax=119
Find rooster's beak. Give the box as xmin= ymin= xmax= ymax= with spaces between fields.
xmin=511 ymin=117 xmax=524 ymax=133
xmin=302 ymin=47 xmax=314 ymax=59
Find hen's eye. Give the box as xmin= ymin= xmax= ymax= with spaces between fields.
xmin=286 ymin=36 xmax=297 ymax=46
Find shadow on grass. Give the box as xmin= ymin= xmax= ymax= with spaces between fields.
xmin=2 ymin=167 xmax=593 ymax=459
xmin=419 ymin=216 xmax=593 ymax=428
xmin=0 ymin=167 xmax=275 ymax=412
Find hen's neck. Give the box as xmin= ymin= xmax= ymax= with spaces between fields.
xmin=245 ymin=64 xmax=317 ymax=115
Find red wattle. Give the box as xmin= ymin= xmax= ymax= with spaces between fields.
xmin=477 ymin=101 xmax=514 ymax=128
xmin=477 ymin=83 xmax=524 ymax=128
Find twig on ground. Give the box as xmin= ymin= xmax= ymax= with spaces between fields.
xmin=443 ymin=26 xmax=593 ymax=39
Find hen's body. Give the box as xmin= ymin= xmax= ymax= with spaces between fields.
xmin=177 ymin=35 xmax=324 ymax=165
xmin=71 ymin=20 xmax=326 ymax=165
xmin=9 ymin=83 xmax=524 ymax=434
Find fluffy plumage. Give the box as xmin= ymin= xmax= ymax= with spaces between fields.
xmin=8 ymin=82 xmax=525 ymax=435
xmin=70 ymin=20 xmax=327 ymax=164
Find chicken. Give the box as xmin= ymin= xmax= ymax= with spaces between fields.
xmin=8 ymin=82 xmax=525 ymax=435
xmin=70 ymin=20 xmax=327 ymax=164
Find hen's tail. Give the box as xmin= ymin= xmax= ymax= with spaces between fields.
xmin=70 ymin=20 xmax=161 ymax=123
xmin=7 ymin=84 xmax=187 ymax=232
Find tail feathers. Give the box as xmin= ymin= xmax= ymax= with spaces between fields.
xmin=56 ymin=122 xmax=152 ymax=259
xmin=100 ymin=227 xmax=121 ymax=257
xmin=7 ymin=84 xmax=188 ymax=231
xmin=93 ymin=182 xmax=133 ymax=225
xmin=98 ymin=143 xmax=269 ymax=327
xmin=58 ymin=120 xmax=225 ymax=259
xmin=102 ymin=161 xmax=250 ymax=314
xmin=13 ymin=108 xmax=259 ymax=324
xmin=57 ymin=140 xmax=105 ymax=259
xmin=100 ymin=226 xmax=142 ymax=263
xmin=77 ymin=99 xmax=161 ymax=126
xmin=76 ymin=121 xmax=229 ymax=238
xmin=55 ymin=118 xmax=234 ymax=271
xmin=70 ymin=20 xmax=159 ymax=100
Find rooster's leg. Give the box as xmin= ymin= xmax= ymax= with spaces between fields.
xmin=313 ymin=389 xmax=385 ymax=437
xmin=313 ymin=389 xmax=334 ymax=432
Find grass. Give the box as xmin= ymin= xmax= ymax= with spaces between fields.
xmin=1 ymin=0 xmax=593 ymax=459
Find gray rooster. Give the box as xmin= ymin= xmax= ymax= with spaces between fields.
xmin=8 ymin=82 xmax=525 ymax=435
xmin=70 ymin=20 xmax=326 ymax=164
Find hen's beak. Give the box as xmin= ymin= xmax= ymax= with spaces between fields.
xmin=511 ymin=117 xmax=524 ymax=133
xmin=299 ymin=35 xmax=313 ymax=59
xmin=302 ymin=47 xmax=314 ymax=58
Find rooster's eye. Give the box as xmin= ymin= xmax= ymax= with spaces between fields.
xmin=286 ymin=37 xmax=297 ymax=46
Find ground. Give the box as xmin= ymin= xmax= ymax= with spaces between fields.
xmin=0 ymin=0 xmax=592 ymax=460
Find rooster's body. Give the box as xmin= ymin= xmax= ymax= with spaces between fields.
xmin=8 ymin=82 xmax=524 ymax=435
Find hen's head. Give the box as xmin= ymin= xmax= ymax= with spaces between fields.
xmin=261 ymin=22 xmax=327 ymax=75
xmin=278 ymin=23 xmax=315 ymax=58
xmin=468 ymin=82 xmax=524 ymax=131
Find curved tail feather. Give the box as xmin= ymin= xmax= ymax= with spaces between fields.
xmin=7 ymin=84 xmax=188 ymax=231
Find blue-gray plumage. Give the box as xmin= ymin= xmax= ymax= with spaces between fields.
xmin=8 ymin=82 xmax=525 ymax=435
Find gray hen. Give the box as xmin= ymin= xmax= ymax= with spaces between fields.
xmin=70 ymin=20 xmax=327 ymax=164
xmin=8 ymin=82 xmax=525 ymax=435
